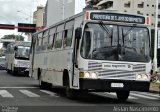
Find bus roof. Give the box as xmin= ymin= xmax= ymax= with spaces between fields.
xmin=33 ymin=10 xmax=149 ymax=35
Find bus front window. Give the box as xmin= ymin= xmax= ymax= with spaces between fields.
xmin=15 ymin=46 xmax=30 ymax=60
xmin=80 ymin=23 xmax=150 ymax=62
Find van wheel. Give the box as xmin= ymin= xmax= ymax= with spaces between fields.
xmin=116 ymin=91 xmax=130 ymax=101
xmin=7 ymin=69 xmax=11 ymax=74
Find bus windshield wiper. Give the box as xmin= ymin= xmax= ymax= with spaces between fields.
xmin=99 ymin=21 xmax=111 ymax=37
xmin=122 ymin=25 xmax=137 ymax=40
xmin=99 ymin=21 xmax=113 ymax=45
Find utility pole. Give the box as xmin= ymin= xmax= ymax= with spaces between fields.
xmin=153 ymin=0 xmax=159 ymax=72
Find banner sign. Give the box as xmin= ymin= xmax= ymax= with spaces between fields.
xmin=90 ymin=12 xmax=145 ymax=24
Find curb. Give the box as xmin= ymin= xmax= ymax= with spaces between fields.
xmin=149 ymin=85 xmax=160 ymax=94
xmin=149 ymin=90 xmax=160 ymax=94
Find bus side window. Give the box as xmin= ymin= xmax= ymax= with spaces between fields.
xmin=54 ymin=32 xmax=63 ymax=48
xmin=36 ymin=38 xmax=39 ymax=52
xmin=48 ymin=34 xmax=54 ymax=49
xmin=64 ymin=20 xmax=74 ymax=48
xmin=42 ymin=30 xmax=49 ymax=51
xmin=63 ymin=29 xmax=73 ymax=48
xmin=54 ymin=24 xmax=64 ymax=49
xmin=36 ymin=33 xmax=43 ymax=52
xmin=48 ymin=27 xmax=56 ymax=50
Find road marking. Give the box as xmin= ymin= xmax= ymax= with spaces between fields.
xmin=0 ymin=90 xmax=14 ymax=98
xmin=105 ymin=92 xmax=137 ymax=99
xmin=0 ymin=87 xmax=38 ymax=89
xmin=93 ymin=92 xmax=137 ymax=99
xmin=19 ymin=90 xmax=40 ymax=97
xmin=133 ymin=92 xmax=160 ymax=98
xmin=130 ymin=93 xmax=157 ymax=99
xmin=40 ymin=90 xmax=59 ymax=97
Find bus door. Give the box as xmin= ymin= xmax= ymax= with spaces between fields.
xmin=30 ymin=36 xmax=36 ymax=77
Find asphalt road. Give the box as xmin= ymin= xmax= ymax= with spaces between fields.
xmin=0 ymin=70 xmax=160 ymax=112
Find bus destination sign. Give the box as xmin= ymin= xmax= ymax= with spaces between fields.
xmin=90 ymin=12 xmax=145 ymax=24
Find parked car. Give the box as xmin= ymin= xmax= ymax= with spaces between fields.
xmin=0 ymin=56 xmax=6 ymax=70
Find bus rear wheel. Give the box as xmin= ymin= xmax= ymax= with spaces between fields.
xmin=116 ymin=91 xmax=130 ymax=101
xmin=39 ymin=80 xmax=52 ymax=89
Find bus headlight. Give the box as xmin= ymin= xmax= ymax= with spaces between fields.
xmin=137 ymin=74 xmax=142 ymax=79
xmin=79 ymin=71 xmax=98 ymax=79
xmin=90 ymin=72 xmax=97 ymax=79
xmin=84 ymin=72 xmax=90 ymax=78
xmin=136 ymin=73 xmax=149 ymax=81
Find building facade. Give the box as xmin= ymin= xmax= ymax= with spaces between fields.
xmin=45 ymin=0 xmax=86 ymax=27
xmin=86 ymin=0 xmax=160 ymax=28
xmin=33 ymin=6 xmax=45 ymax=27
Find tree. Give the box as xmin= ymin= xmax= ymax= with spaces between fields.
xmin=1 ymin=34 xmax=24 ymax=41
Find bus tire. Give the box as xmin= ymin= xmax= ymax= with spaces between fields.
xmin=64 ymin=74 xmax=77 ymax=99
xmin=7 ymin=69 xmax=11 ymax=74
xmin=116 ymin=91 xmax=130 ymax=101
xmin=38 ymin=68 xmax=52 ymax=89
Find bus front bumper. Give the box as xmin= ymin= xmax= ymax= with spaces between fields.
xmin=79 ymin=79 xmax=150 ymax=92
xmin=14 ymin=67 xmax=29 ymax=75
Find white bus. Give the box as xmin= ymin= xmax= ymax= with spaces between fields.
xmin=6 ymin=41 xmax=31 ymax=75
xmin=30 ymin=10 xmax=151 ymax=101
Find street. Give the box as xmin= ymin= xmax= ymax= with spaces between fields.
xmin=0 ymin=70 xmax=160 ymax=112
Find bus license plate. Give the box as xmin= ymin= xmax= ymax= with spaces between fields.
xmin=111 ymin=83 xmax=124 ymax=88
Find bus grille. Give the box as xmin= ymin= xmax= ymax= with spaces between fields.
xmin=88 ymin=61 xmax=146 ymax=80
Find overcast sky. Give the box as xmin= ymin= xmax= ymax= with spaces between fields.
xmin=0 ymin=0 xmax=86 ymax=39
xmin=0 ymin=0 xmax=47 ymax=38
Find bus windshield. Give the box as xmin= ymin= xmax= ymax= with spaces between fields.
xmin=15 ymin=46 xmax=30 ymax=60
xmin=80 ymin=23 xmax=150 ymax=62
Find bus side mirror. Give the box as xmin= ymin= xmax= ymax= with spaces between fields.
xmin=75 ymin=27 xmax=82 ymax=39
xmin=14 ymin=46 xmax=18 ymax=51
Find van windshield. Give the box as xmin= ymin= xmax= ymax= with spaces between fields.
xmin=15 ymin=46 xmax=30 ymax=60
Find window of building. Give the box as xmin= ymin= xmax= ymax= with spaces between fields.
xmin=138 ymin=2 xmax=144 ymax=8
xmin=147 ymin=4 xmax=149 ymax=7
xmin=124 ymin=1 xmax=130 ymax=8
xmin=146 ymin=14 xmax=149 ymax=16
xmin=152 ymin=5 xmax=154 ymax=7
xmin=152 ymin=14 xmax=154 ymax=16
xmin=137 ymin=11 xmax=143 ymax=15
xmin=124 ymin=10 xmax=127 ymax=12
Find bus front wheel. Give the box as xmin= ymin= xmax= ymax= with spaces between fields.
xmin=116 ymin=91 xmax=130 ymax=101
xmin=65 ymin=77 xmax=77 ymax=99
